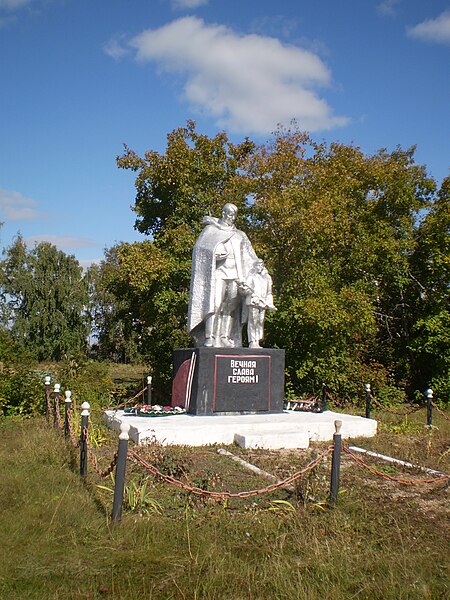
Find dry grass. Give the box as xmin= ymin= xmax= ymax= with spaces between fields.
xmin=0 ymin=408 xmax=448 ymax=599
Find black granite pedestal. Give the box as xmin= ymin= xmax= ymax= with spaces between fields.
xmin=172 ymin=347 xmax=285 ymax=415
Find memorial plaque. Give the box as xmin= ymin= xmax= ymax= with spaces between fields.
xmin=172 ymin=347 xmax=285 ymax=415
xmin=213 ymin=354 xmax=271 ymax=412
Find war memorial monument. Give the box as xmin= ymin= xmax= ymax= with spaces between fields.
xmin=105 ymin=203 xmax=377 ymax=447
xmin=172 ymin=203 xmax=285 ymax=415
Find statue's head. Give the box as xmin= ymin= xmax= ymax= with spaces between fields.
xmin=220 ymin=203 xmax=238 ymax=226
xmin=253 ymin=259 xmax=264 ymax=273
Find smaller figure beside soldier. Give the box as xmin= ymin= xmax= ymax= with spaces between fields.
xmin=241 ymin=259 xmax=277 ymax=348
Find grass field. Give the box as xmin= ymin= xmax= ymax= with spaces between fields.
xmin=0 ymin=404 xmax=448 ymax=599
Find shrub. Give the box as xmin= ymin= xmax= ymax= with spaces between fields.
xmin=0 ymin=371 xmax=44 ymax=416
xmin=55 ymin=358 xmax=115 ymax=409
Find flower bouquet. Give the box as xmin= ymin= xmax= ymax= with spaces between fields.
xmin=123 ymin=404 xmax=186 ymax=417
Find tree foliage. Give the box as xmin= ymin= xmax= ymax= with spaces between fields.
xmin=117 ymin=119 xmax=255 ymax=240
xmin=110 ymin=122 xmax=449 ymax=401
xmin=85 ymin=249 xmax=142 ymax=364
xmin=2 ymin=122 xmax=438 ymax=404
xmin=0 ymin=237 xmax=90 ymax=361
xmin=407 ymin=176 xmax=450 ymax=399
xmin=244 ymin=129 xmax=437 ymax=397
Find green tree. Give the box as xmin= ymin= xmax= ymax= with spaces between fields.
xmin=408 ymin=175 xmax=450 ymax=400
xmin=118 ymin=119 xmax=255 ymax=239
xmin=86 ymin=247 xmax=145 ymax=364
xmin=0 ymin=237 xmax=90 ymax=361
xmin=244 ymin=128 xmax=435 ymax=398
xmin=116 ymin=121 xmax=440 ymax=401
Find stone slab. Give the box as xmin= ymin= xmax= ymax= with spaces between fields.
xmin=172 ymin=347 xmax=285 ymax=415
xmin=104 ymin=409 xmax=377 ymax=449
xmin=234 ymin=431 xmax=310 ymax=449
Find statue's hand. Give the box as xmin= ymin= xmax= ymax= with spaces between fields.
xmin=215 ymin=242 xmax=228 ymax=260
xmin=237 ymin=280 xmax=250 ymax=293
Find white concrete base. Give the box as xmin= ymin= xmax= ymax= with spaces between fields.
xmin=234 ymin=431 xmax=310 ymax=449
xmin=104 ymin=410 xmax=377 ymax=449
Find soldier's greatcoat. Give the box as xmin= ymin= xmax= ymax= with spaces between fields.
xmin=187 ymin=216 xmax=257 ymax=346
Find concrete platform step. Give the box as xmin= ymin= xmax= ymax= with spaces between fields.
xmin=104 ymin=409 xmax=377 ymax=449
xmin=234 ymin=431 xmax=310 ymax=449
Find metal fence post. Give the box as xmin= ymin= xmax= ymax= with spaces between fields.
xmin=365 ymin=383 xmax=371 ymax=419
xmin=44 ymin=376 xmax=51 ymax=422
xmin=147 ymin=375 xmax=152 ymax=406
xmin=64 ymin=391 xmax=72 ymax=439
xmin=330 ymin=420 xmax=342 ymax=505
xmin=79 ymin=402 xmax=90 ymax=477
xmin=112 ymin=422 xmax=131 ymax=522
xmin=53 ymin=383 xmax=61 ymax=428
xmin=321 ymin=383 xmax=328 ymax=412
xmin=426 ymin=388 xmax=433 ymax=427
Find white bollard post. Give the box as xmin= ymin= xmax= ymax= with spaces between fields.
xmin=365 ymin=383 xmax=371 ymax=419
xmin=80 ymin=402 xmax=90 ymax=477
xmin=44 ymin=376 xmax=51 ymax=421
xmin=426 ymin=388 xmax=433 ymax=427
xmin=64 ymin=391 xmax=72 ymax=438
xmin=330 ymin=420 xmax=342 ymax=504
xmin=53 ymin=383 xmax=61 ymax=428
xmin=147 ymin=375 xmax=152 ymax=406
xmin=112 ymin=422 xmax=131 ymax=521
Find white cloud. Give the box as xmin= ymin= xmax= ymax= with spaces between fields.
xmin=103 ymin=36 xmax=130 ymax=60
xmin=26 ymin=234 xmax=96 ymax=250
xmin=129 ymin=17 xmax=348 ymax=134
xmin=0 ymin=188 xmax=41 ymax=220
xmin=171 ymin=0 xmax=208 ymax=9
xmin=407 ymin=10 xmax=450 ymax=45
xmin=0 ymin=0 xmax=32 ymax=10
xmin=376 ymin=0 xmax=401 ymax=17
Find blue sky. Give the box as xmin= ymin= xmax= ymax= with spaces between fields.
xmin=1 ymin=0 xmax=449 ymax=267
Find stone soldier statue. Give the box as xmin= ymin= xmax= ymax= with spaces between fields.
xmin=187 ymin=203 xmax=259 ymax=348
xmin=241 ymin=260 xmax=277 ymax=348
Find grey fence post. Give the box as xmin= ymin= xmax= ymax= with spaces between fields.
xmin=330 ymin=420 xmax=342 ymax=505
xmin=112 ymin=422 xmax=131 ymax=522
xmin=321 ymin=383 xmax=328 ymax=412
xmin=79 ymin=402 xmax=90 ymax=477
xmin=64 ymin=391 xmax=72 ymax=439
xmin=426 ymin=388 xmax=433 ymax=427
xmin=53 ymin=383 xmax=61 ymax=428
xmin=365 ymin=383 xmax=371 ymax=419
xmin=147 ymin=375 xmax=152 ymax=406
xmin=44 ymin=376 xmax=51 ymax=422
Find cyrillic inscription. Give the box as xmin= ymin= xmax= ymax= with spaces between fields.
xmin=227 ymin=359 xmax=259 ymax=384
